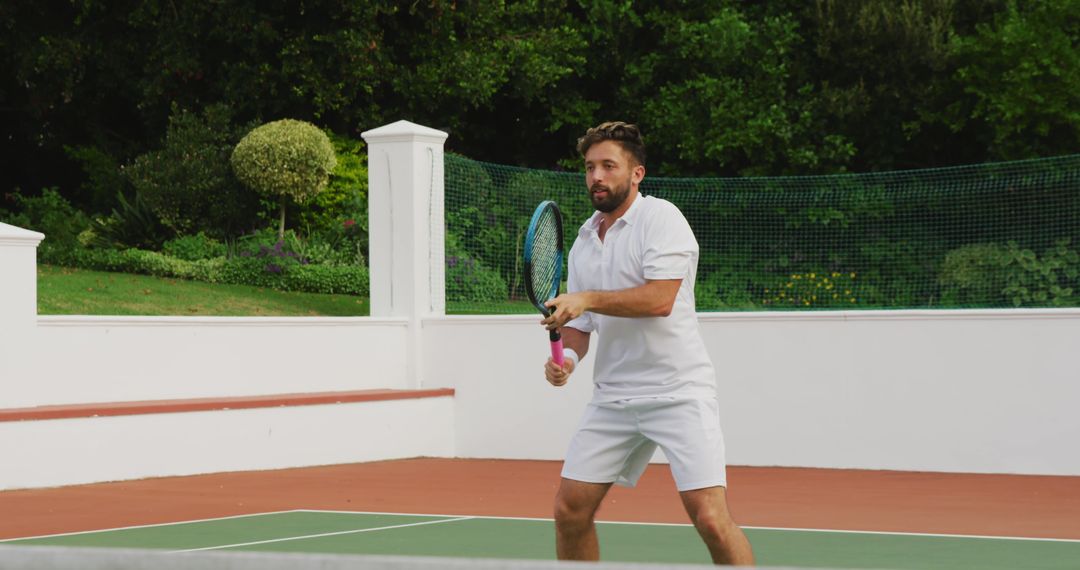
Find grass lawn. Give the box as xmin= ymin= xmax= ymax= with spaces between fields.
xmin=37 ymin=265 xmax=370 ymax=317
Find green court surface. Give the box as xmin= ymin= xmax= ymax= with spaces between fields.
xmin=3 ymin=510 xmax=1078 ymax=569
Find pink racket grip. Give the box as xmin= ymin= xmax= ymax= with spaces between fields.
xmin=550 ymin=330 xmax=564 ymax=366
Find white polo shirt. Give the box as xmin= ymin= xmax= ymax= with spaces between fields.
xmin=565 ymin=194 xmax=718 ymax=403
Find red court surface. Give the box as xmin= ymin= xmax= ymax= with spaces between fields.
xmin=2 ymin=458 xmax=1079 ymax=541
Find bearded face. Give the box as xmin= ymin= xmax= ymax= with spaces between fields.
xmin=584 ymin=140 xmax=642 ymax=216
xmin=590 ymin=177 xmax=632 ymax=213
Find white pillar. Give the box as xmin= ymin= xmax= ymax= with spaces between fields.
xmin=362 ymin=120 xmax=448 ymax=387
xmin=0 ymin=222 xmax=45 ymax=389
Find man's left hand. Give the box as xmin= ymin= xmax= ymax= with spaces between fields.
xmin=542 ymin=292 xmax=590 ymax=330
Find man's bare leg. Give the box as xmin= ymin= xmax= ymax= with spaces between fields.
xmin=553 ymin=478 xmax=613 ymax=560
xmin=680 ymin=486 xmax=755 ymax=565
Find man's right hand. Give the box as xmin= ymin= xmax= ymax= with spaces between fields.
xmin=545 ymin=356 xmax=575 ymax=387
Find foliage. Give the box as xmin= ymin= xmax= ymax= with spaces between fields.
xmin=634 ymin=7 xmax=855 ymax=175
xmin=294 ymin=133 xmax=369 ymax=264
xmin=162 ymin=232 xmax=227 ymax=261
xmin=298 ymin=133 xmax=368 ymax=237
xmin=949 ymin=0 xmax=1080 ymax=160
xmin=231 ymin=119 xmax=337 ymax=237
xmin=445 ymin=232 xmax=508 ymax=303
xmin=64 ymin=145 xmax=129 ymax=214
xmin=940 ymin=239 xmax=1080 ymax=307
xmin=1 ymin=188 xmax=92 ymax=261
xmin=82 ymin=191 xmax=170 ymax=251
xmin=56 ymin=246 xmax=368 ymax=296
xmin=124 ymin=104 xmax=261 ymax=239
xmin=231 ymin=119 xmax=337 ymax=203
xmin=6 ymin=0 xmax=1080 ymax=200
xmin=761 ymin=271 xmax=861 ymax=309
xmin=693 ymin=270 xmax=758 ymax=311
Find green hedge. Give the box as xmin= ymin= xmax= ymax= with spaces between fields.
xmin=44 ymin=247 xmax=369 ymax=296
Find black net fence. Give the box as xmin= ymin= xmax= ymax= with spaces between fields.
xmin=444 ymin=153 xmax=1080 ymax=314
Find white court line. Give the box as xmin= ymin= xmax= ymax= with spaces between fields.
xmin=5 ymin=508 xmax=1078 ymax=547
xmin=0 ymin=510 xmax=305 ymax=543
xmin=171 ymin=516 xmax=476 ymax=553
xmin=291 ymin=509 xmax=1080 ymax=544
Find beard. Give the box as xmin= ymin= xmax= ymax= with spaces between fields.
xmin=590 ymin=178 xmax=632 ymax=213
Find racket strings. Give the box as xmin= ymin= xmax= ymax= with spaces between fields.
xmin=529 ymin=210 xmax=561 ymax=301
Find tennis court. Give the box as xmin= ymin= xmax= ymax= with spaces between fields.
xmin=2 ymin=459 xmax=1079 ymax=569
xmin=4 ymin=508 xmax=1080 ymax=569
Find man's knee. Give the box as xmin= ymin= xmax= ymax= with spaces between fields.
xmin=554 ymin=493 xmax=594 ymax=529
xmin=691 ymin=507 xmax=723 ymax=534
xmin=554 ymin=483 xmax=607 ymax=531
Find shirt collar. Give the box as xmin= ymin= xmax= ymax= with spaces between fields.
xmin=580 ymin=193 xmax=645 ymax=236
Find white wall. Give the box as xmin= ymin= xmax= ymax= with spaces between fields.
xmin=424 ymin=310 xmax=1080 ymax=476
xmin=0 ymin=396 xmax=454 ymax=490
xmin=15 ymin=316 xmax=409 ymax=407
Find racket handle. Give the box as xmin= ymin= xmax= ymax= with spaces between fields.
xmin=549 ymin=329 xmax=564 ymax=366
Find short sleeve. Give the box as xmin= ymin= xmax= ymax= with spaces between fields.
xmin=642 ymin=201 xmax=697 ymax=280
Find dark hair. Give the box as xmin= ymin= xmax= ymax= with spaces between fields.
xmin=576 ymin=121 xmax=646 ymax=167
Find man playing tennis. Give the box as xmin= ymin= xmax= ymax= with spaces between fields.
xmin=541 ymin=121 xmax=755 ymax=565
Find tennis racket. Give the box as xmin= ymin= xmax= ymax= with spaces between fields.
xmin=523 ymin=200 xmax=566 ymax=366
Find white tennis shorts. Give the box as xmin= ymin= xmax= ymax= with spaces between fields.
xmin=561 ymin=396 xmax=727 ymax=491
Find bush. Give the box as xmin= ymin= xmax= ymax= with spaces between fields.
xmin=125 ymin=104 xmax=261 ymax=239
xmin=443 ymin=230 xmax=508 ymax=303
xmin=693 ymin=271 xmax=758 ymax=310
xmin=64 ymin=144 xmax=128 ymax=215
xmin=162 ymin=233 xmax=227 ymax=261
xmin=62 ymin=246 xmax=368 ymax=296
xmin=83 ymin=191 xmax=170 ymax=251
xmin=2 ymin=188 xmax=92 ymax=263
xmin=446 ymin=253 xmax=509 ymax=303
xmin=940 ymin=240 xmax=1080 ymax=307
xmin=298 ymin=133 xmax=368 ymax=242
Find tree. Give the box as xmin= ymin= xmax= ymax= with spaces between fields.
xmin=949 ymin=0 xmax=1080 ymax=160
xmin=231 ymin=119 xmax=337 ymax=239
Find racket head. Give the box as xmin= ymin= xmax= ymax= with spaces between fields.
xmin=523 ymin=200 xmax=565 ymax=316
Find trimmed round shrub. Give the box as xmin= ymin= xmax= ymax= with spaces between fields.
xmin=231 ymin=119 xmax=337 ymax=239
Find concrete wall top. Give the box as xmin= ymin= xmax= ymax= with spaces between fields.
xmin=0 ymin=222 xmax=45 ymax=247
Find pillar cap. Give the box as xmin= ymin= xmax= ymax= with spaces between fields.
xmin=361 ymin=120 xmax=448 ymax=145
xmin=0 ymin=222 xmax=45 ymax=247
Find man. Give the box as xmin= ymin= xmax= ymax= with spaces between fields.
xmin=541 ymin=121 xmax=754 ymax=565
